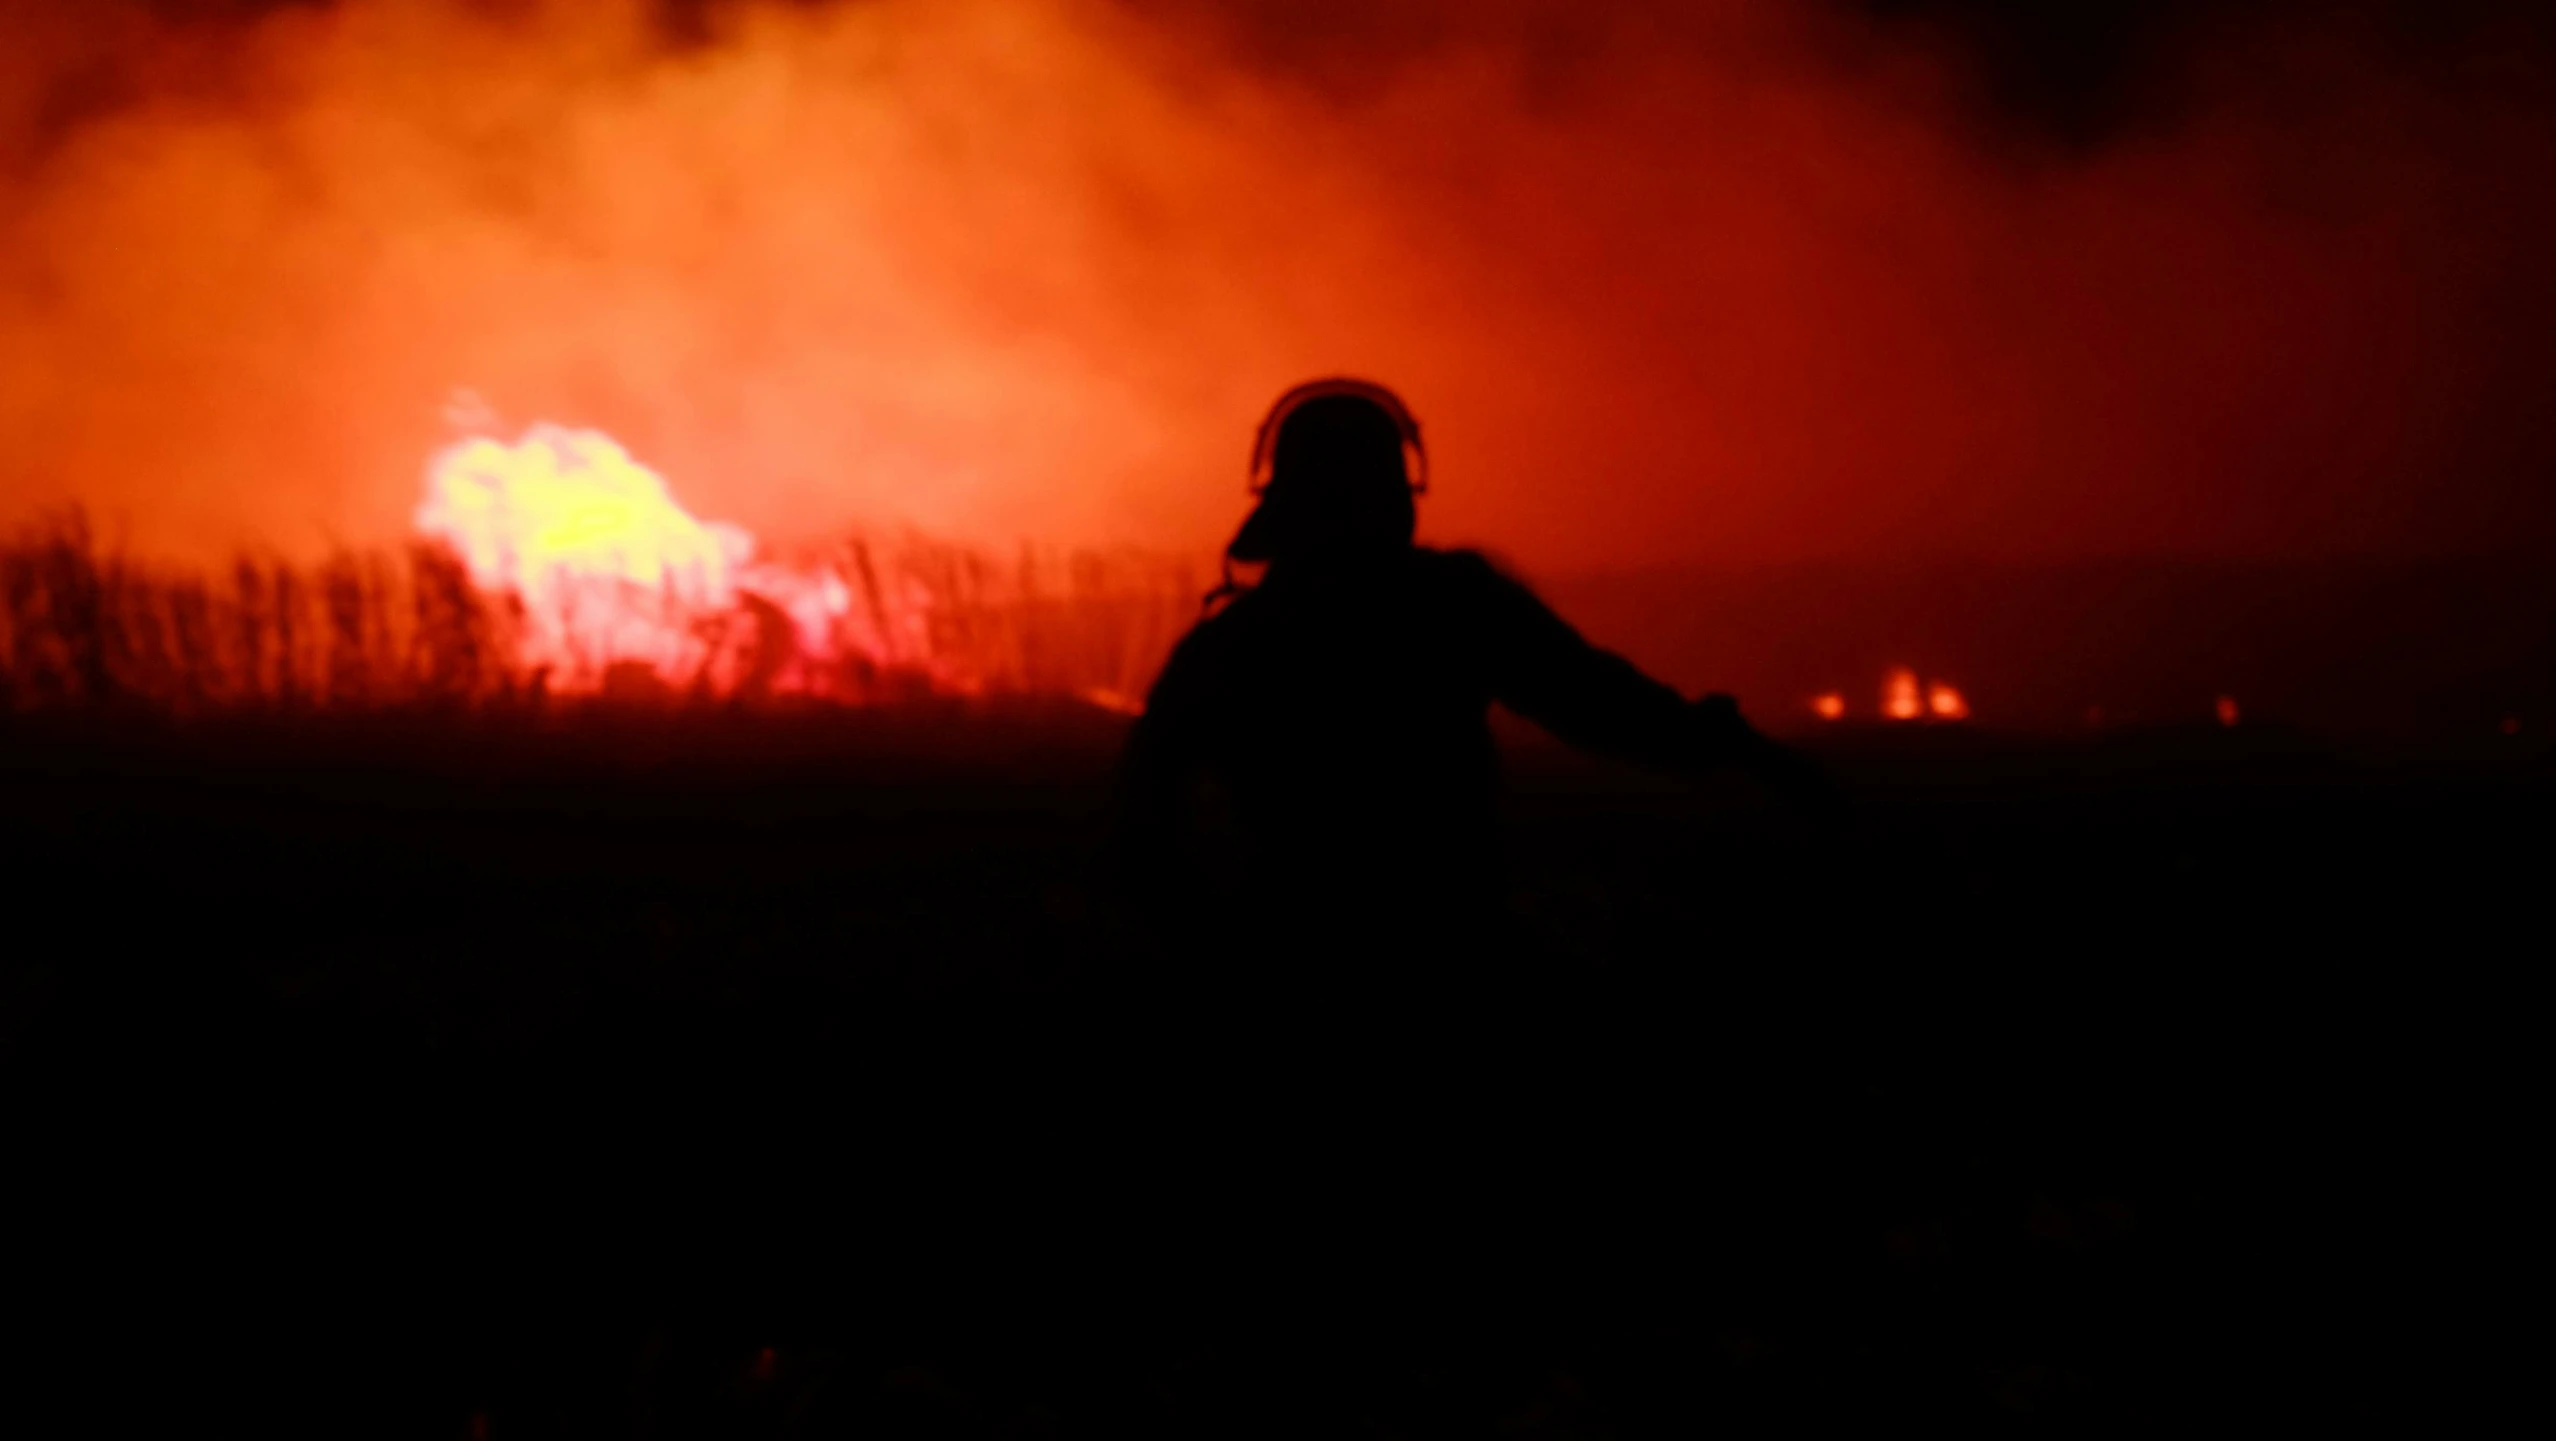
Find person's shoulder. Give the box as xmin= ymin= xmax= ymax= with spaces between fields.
xmin=1160 ymin=586 xmax=1275 ymax=670
xmin=1415 ymin=545 xmax=1534 ymax=599
xmin=1141 ymin=603 xmax=1241 ymax=714
xmin=1165 ymin=601 xmax=1239 ymax=660
xmin=1415 ymin=545 xmax=1505 ymax=582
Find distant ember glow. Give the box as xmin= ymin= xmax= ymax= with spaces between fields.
xmin=1812 ymin=691 xmax=1847 ymax=721
xmin=1883 ymin=668 xmax=1924 ymax=721
xmin=2217 ymin=695 xmax=2242 ymax=727
xmin=1876 ymin=667 xmax=1969 ymax=722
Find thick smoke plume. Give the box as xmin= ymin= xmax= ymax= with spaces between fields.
xmin=1 ymin=0 xmax=2550 ymax=570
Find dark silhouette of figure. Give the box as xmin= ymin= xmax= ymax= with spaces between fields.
xmin=1117 ymin=379 xmax=1826 ymax=997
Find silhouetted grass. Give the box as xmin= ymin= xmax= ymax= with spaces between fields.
xmin=0 ymin=511 xmax=1198 ymax=714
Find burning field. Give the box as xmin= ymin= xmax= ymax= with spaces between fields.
xmin=0 ymin=422 xmax=1198 ymax=714
xmin=3 ymin=0 xmax=2552 ymax=1433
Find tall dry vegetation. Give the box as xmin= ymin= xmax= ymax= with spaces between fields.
xmin=0 ymin=513 xmax=1196 ymax=714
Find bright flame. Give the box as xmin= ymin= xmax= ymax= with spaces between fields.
xmin=1927 ymin=681 xmax=1969 ymax=720
xmin=414 ymin=424 xmax=968 ymax=699
xmin=417 ymin=426 xmax=756 ymax=686
xmin=1812 ymin=691 xmax=1847 ymax=721
xmin=1882 ymin=667 xmax=1924 ymax=721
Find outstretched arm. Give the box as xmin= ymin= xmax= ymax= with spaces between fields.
xmin=1465 ymin=554 xmax=1829 ymax=798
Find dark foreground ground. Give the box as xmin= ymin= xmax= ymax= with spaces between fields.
xmin=1 ymin=704 xmax=2543 ymax=1435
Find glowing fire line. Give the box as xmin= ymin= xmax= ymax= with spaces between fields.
xmin=1811 ymin=668 xmax=1970 ymax=722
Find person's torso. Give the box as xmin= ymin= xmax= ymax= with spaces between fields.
xmin=1184 ymin=551 xmax=1507 ymax=914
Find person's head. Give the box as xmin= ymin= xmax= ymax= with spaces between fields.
xmin=1228 ymin=380 xmax=1423 ymax=569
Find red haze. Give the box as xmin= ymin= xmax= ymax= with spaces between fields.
xmin=0 ymin=0 xmax=2550 ymax=573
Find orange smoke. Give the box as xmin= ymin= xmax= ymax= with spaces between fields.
xmin=0 ymin=0 xmax=2549 ymax=582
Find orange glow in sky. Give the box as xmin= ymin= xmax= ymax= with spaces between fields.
xmin=0 ymin=0 xmax=2549 ymax=578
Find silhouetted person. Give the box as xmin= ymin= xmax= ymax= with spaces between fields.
xmin=1117 ymin=379 xmax=1825 ymax=1004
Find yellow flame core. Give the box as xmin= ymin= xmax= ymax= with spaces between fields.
xmin=419 ymin=425 xmax=750 ymax=603
xmin=419 ymin=425 xmax=758 ymax=689
xmin=412 ymin=424 xmax=940 ymax=698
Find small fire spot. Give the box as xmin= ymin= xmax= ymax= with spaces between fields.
xmin=750 ymin=1347 xmax=777 ymax=1382
xmin=1811 ymin=691 xmax=1846 ymax=721
xmin=1882 ymin=667 xmax=1923 ymax=721
xmin=2216 ymin=695 xmax=2241 ymax=727
xmin=1881 ymin=668 xmax=1968 ymax=722
xmin=2502 ymin=715 xmax=2523 ymax=736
